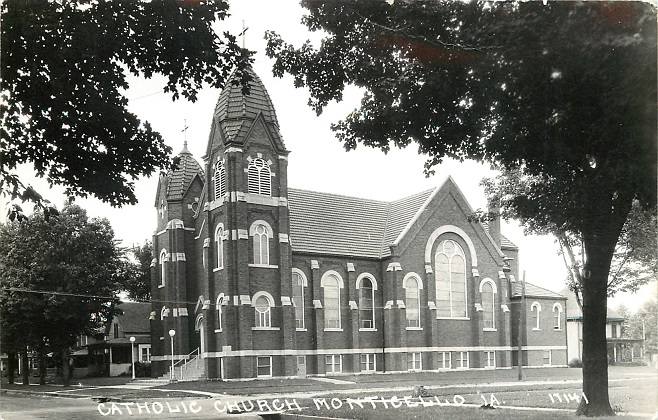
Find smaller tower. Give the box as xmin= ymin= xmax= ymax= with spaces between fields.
xmin=150 ymin=142 xmax=205 ymax=378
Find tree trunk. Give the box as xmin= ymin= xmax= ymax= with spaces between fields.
xmin=38 ymin=345 xmax=47 ymax=385
xmin=576 ymin=222 xmax=623 ymax=416
xmin=61 ymin=349 xmax=71 ymax=387
xmin=7 ymin=350 xmax=16 ymax=384
xmin=20 ymin=347 xmax=29 ymax=386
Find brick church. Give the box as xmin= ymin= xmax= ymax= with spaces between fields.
xmin=149 ymin=67 xmax=567 ymax=379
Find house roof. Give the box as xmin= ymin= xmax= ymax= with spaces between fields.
xmin=512 ymin=282 xmax=566 ymax=299
xmin=559 ymin=287 xmax=625 ymax=321
xmin=112 ymin=302 xmax=151 ymax=334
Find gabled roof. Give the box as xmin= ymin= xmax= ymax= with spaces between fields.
xmin=287 ymin=186 xmax=437 ymax=259
xmin=512 ymin=282 xmax=566 ymax=299
xmin=108 ymin=302 xmax=151 ymax=335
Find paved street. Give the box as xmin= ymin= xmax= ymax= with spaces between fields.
xmin=1 ymin=366 xmax=656 ymax=419
xmin=0 ymin=393 xmax=270 ymax=420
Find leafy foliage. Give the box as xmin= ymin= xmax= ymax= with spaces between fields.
xmin=482 ymin=170 xmax=657 ymax=298
xmin=1 ymin=0 xmax=250 ymax=206
xmin=121 ymin=240 xmax=153 ymax=302
xmin=0 ymin=204 xmax=124 ymax=381
xmin=266 ymin=1 xmax=656 ymax=415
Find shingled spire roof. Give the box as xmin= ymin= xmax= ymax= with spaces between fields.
xmin=164 ymin=142 xmax=204 ymax=201
xmin=211 ymin=66 xmax=285 ymax=151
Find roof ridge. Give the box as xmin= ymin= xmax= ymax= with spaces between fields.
xmin=288 ymin=187 xmax=390 ymax=204
xmin=390 ymin=188 xmax=436 ymax=204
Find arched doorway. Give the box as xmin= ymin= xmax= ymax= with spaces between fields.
xmin=195 ymin=314 xmax=205 ymax=358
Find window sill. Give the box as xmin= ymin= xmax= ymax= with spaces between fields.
xmin=554 ymin=328 xmax=562 ymax=332
xmin=532 ymin=328 xmax=541 ymax=331
xmin=359 ymin=328 xmax=377 ymax=332
xmin=158 ymin=284 xmax=165 ymax=289
xmin=252 ymin=327 xmax=280 ymax=331
xmin=296 ymin=328 xmax=307 ymax=332
xmin=214 ymin=329 xmax=222 ymax=333
xmin=213 ymin=267 xmax=223 ymax=272
xmin=324 ymin=328 xmax=343 ymax=332
xmin=249 ymin=264 xmax=279 ymax=269
xmin=483 ymin=328 xmax=497 ymax=332
xmin=436 ymin=316 xmax=470 ymax=320
xmin=406 ymin=327 xmax=423 ymax=331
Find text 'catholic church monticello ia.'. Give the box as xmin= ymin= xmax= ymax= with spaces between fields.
xmin=149 ymin=66 xmax=567 ymax=380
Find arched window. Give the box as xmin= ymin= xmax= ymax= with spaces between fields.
xmin=435 ymin=240 xmax=467 ymax=318
xmin=480 ymin=279 xmax=497 ymax=330
xmin=159 ymin=250 xmax=167 ymax=287
xmin=253 ymin=292 xmax=273 ymax=328
xmin=214 ymin=160 xmax=226 ymax=200
xmin=404 ymin=275 xmax=421 ymax=328
xmin=357 ymin=276 xmax=375 ymax=329
xmin=322 ymin=273 xmax=343 ymax=329
xmin=216 ymin=294 xmax=224 ymax=331
xmin=553 ymin=303 xmax=563 ymax=330
xmin=215 ymin=224 xmax=224 ymax=269
xmin=251 ymin=222 xmax=271 ymax=265
xmin=248 ymin=157 xmax=272 ymax=196
xmin=292 ymin=270 xmax=306 ymax=329
xmin=531 ymin=302 xmax=542 ymax=330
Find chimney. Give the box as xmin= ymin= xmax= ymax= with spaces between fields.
xmin=488 ymin=202 xmax=501 ymax=247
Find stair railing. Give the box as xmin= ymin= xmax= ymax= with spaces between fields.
xmin=172 ymin=347 xmax=200 ymax=380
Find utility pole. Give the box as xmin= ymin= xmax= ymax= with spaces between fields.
xmin=517 ymin=270 xmax=526 ymax=381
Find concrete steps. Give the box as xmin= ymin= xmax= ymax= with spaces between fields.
xmin=156 ymin=357 xmax=205 ymax=382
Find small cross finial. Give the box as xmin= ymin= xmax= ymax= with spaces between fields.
xmin=240 ymin=20 xmax=249 ymax=49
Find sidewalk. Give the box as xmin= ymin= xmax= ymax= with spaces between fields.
xmin=2 ymin=365 xmax=655 ymax=402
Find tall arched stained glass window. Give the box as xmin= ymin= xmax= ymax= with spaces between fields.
xmin=323 ymin=274 xmax=341 ymax=329
xmin=358 ymin=277 xmax=375 ymax=329
xmin=405 ymin=276 xmax=421 ymax=328
xmin=435 ymin=240 xmax=467 ymax=318
xmin=480 ymin=279 xmax=496 ymax=330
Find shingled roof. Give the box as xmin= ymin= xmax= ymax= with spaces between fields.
xmin=104 ymin=302 xmax=151 ymax=336
xmin=288 ymin=188 xmax=434 ymax=259
xmin=164 ymin=142 xmax=204 ymax=201
xmin=212 ymin=66 xmax=285 ymax=151
xmin=512 ymin=282 xmax=566 ymax=299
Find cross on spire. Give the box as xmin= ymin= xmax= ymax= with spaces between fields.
xmin=240 ymin=20 xmax=249 ymax=49
xmin=182 ymin=119 xmax=189 ymax=145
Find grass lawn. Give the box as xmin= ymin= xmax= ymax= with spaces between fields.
xmin=276 ymin=378 xmax=656 ymax=420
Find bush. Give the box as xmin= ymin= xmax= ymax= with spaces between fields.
xmin=568 ymin=358 xmax=583 ymax=368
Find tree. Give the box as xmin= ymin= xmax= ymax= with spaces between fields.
xmin=122 ymin=240 xmax=153 ymax=302
xmin=0 ymin=205 xmax=125 ymax=386
xmin=627 ymin=300 xmax=658 ymax=356
xmin=1 ymin=0 xmax=251 ymax=207
xmin=482 ymin=170 xmax=657 ymax=304
xmin=265 ymin=1 xmax=656 ymax=415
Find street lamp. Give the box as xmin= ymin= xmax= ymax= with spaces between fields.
xmin=168 ymin=329 xmax=176 ymax=381
xmin=129 ymin=336 xmax=136 ymax=380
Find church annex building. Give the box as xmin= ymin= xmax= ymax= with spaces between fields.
xmin=149 ymin=67 xmax=567 ymax=380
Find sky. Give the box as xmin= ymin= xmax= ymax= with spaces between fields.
xmin=8 ymin=0 xmax=655 ymax=311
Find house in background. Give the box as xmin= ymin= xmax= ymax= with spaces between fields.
xmin=78 ymin=302 xmax=151 ymax=377
xmin=148 ymin=66 xmax=569 ymax=380
xmin=562 ymin=288 xmax=643 ymax=364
